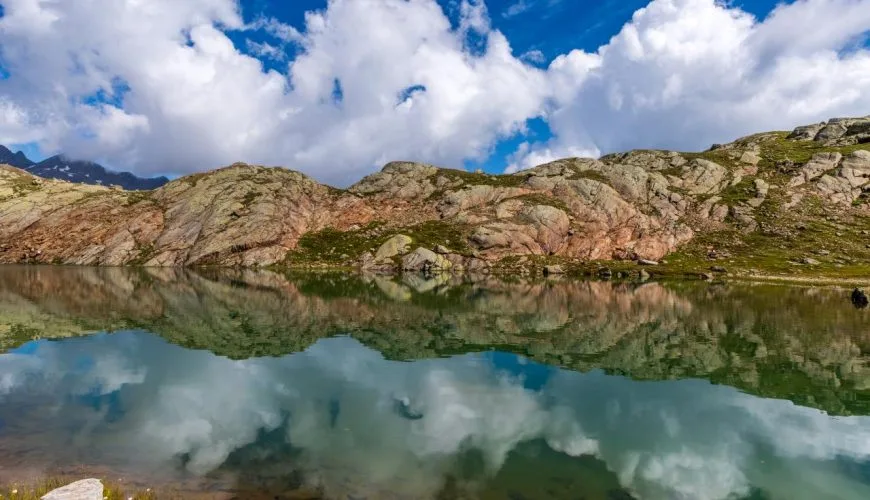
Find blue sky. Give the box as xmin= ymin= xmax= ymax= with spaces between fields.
xmin=1 ymin=0 xmax=869 ymax=184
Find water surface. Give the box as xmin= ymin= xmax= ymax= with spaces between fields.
xmin=0 ymin=267 xmax=869 ymax=499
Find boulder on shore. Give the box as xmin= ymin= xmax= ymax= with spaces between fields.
xmin=41 ymin=479 xmax=103 ymax=500
xmin=402 ymin=248 xmax=453 ymax=273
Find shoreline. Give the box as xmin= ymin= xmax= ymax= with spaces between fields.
xmin=2 ymin=260 xmax=869 ymax=288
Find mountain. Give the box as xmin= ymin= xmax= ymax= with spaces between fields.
xmin=0 ymin=115 xmax=869 ymax=280
xmin=0 ymin=145 xmax=35 ymax=169
xmin=0 ymin=146 xmax=168 ymax=190
xmin=24 ymin=155 xmax=169 ymax=190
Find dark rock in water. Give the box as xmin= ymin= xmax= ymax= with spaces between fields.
xmin=598 ymin=267 xmax=613 ymax=280
xmin=852 ymin=288 xmax=869 ymax=309
xmin=607 ymin=489 xmax=638 ymax=500
xmin=393 ymin=396 xmax=424 ymax=420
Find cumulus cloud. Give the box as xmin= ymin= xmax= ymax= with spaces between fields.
xmin=3 ymin=334 xmax=870 ymax=499
xmin=0 ymin=0 xmax=547 ymax=184
xmin=0 ymin=0 xmax=869 ymax=183
xmin=511 ymin=0 xmax=870 ymax=170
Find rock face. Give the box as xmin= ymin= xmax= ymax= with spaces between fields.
xmin=41 ymin=479 xmax=103 ymax=500
xmin=1 ymin=116 xmax=870 ymax=269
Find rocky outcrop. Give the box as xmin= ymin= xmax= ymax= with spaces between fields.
xmin=1 ymin=116 xmax=870 ymax=270
xmin=788 ymin=116 xmax=870 ymax=145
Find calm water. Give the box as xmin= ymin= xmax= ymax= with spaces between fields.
xmin=0 ymin=267 xmax=869 ymax=499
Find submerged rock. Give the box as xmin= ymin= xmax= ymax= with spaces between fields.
xmin=852 ymin=288 xmax=869 ymax=309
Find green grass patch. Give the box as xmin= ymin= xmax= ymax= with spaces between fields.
xmin=287 ymin=222 xmax=389 ymax=265
xmin=514 ymin=193 xmax=570 ymax=212
xmin=286 ymin=219 xmax=473 ymax=265
xmin=437 ymin=168 xmax=526 ymax=188
xmin=129 ymin=243 xmax=157 ymax=266
xmin=568 ymin=169 xmax=612 ymax=185
xmin=124 ymin=190 xmax=156 ymax=206
xmin=8 ymin=176 xmax=42 ymax=197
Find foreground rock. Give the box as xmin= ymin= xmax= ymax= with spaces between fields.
xmin=41 ymin=479 xmax=103 ymax=500
xmin=1 ymin=115 xmax=869 ymax=271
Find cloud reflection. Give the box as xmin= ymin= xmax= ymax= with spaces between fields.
xmin=1 ymin=333 xmax=869 ymax=499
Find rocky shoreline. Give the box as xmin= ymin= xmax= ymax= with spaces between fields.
xmin=1 ymin=116 xmax=869 ymax=277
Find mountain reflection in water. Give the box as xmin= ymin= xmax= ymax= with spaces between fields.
xmin=0 ymin=266 xmax=869 ymax=499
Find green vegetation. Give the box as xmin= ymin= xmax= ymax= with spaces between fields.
xmin=241 ymin=190 xmax=260 ymax=208
xmin=716 ymin=177 xmax=756 ymax=205
xmin=8 ymin=176 xmax=41 ymax=197
xmin=178 ymin=171 xmax=208 ymax=187
xmin=129 ymin=243 xmax=157 ymax=266
xmin=568 ymin=169 xmax=612 ymax=185
xmin=124 ymin=190 xmax=156 ymax=206
xmin=437 ymin=168 xmax=526 ymax=188
xmin=514 ymin=193 xmax=570 ymax=212
xmin=286 ymin=219 xmax=472 ymax=265
xmin=286 ymin=221 xmax=388 ymax=265
xmin=403 ymin=220 xmax=472 ymax=254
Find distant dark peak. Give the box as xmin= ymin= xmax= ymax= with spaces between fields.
xmin=3 ymin=150 xmax=170 ymax=191
xmin=0 ymin=144 xmax=34 ymax=169
xmin=12 ymin=151 xmax=33 ymax=166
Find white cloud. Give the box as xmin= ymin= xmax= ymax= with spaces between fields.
xmin=245 ymin=39 xmax=285 ymax=61
xmin=0 ymin=0 xmax=547 ymax=185
xmin=520 ymin=49 xmax=546 ymax=64
xmin=0 ymin=0 xmax=869 ymax=182
xmin=245 ymin=16 xmax=303 ymax=44
xmin=510 ymin=0 xmax=870 ymax=171
xmin=503 ymin=0 xmax=533 ymax=18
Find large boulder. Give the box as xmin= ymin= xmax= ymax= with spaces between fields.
xmin=42 ymin=479 xmax=103 ymax=500
xmin=839 ymin=150 xmax=870 ymax=188
xmin=679 ymin=159 xmax=729 ymax=195
xmin=401 ymin=247 xmax=453 ymax=273
xmin=789 ymin=152 xmax=842 ymax=187
xmin=787 ymin=122 xmax=825 ymax=140
xmin=375 ymin=234 xmax=413 ymax=260
xmin=350 ymin=161 xmax=439 ymax=199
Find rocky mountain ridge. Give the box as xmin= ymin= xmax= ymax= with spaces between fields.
xmin=1 ymin=115 xmax=869 ymax=277
xmin=0 ymin=145 xmax=168 ymax=190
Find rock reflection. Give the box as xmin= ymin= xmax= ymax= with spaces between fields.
xmin=1 ymin=266 xmax=868 ymax=416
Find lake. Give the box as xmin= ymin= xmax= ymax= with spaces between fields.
xmin=0 ymin=266 xmax=869 ymax=499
